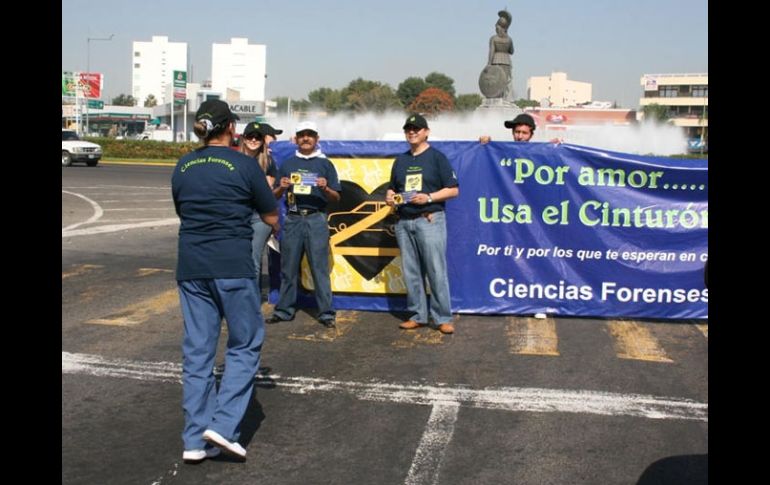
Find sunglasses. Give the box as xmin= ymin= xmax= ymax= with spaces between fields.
xmin=243 ymin=134 xmax=263 ymax=141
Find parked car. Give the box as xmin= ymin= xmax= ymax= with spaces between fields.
xmin=135 ymin=129 xmax=174 ymax=142
xmin=687 ymin=138 xmax=708 ymax=154
xmin=62 ymin=129 xmax=102 ymax=167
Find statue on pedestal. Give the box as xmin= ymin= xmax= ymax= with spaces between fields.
xmin=479 ymin=10 xmax=514 ymax=102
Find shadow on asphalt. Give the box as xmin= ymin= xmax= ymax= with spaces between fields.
xmin=636 ymin=454 xmax=708 ymax=484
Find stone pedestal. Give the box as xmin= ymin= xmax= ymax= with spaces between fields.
xmin=476 ymin=98 xmax=523 ymax=116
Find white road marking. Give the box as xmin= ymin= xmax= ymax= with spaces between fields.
xmin=62 ymin=352 xmax=708 ymax=422
xmin=62 ymin=218 xmax=179 ymax=238
xmin=62 ymin=191 xmax=104 ymax=232
xmin=404 ymin=403 xmax=459 ymax=485
xmin=103 ymin=208 xmax=173 ymax=211
xmin=101 ymin=199 xmax=173 ymax=203
xmin=96 ymin=218 xmax=168 ymax=223
xmin=62 ymin=185 xmax=170 ymax=190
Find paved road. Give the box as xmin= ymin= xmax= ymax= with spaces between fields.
xmin=62 ymin=163 xmax=708 ymax=485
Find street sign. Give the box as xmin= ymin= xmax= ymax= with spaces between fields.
xmin=229 ymin=101 xmax=266 ymax=116
xmin=173 ymin=71 xmax=187 ymax=106
xmin=87 ymin=100 xmax=104 ymax=109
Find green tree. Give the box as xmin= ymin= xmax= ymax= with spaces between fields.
xmin=408 ymin=87 xmax=454 ymax=116
xmin=424 ymin=72 xmax=456 ymax=98
xmin=273 ymin=96 xmax=289 ymax=113
xmin=641 ymin=103 xmax=669 ymax=122
xmin=455 ymin=93 xmax=483 ymax=112
xmin=514 ymin=98 xmax=540 ymax=108
xmin=112 ymin=94 xmax=137 ymax=106
xmin=308 ymin=87 xmax=344 ymax=113
xmin=359 ymin=85 xmax=402 ymax=112
xmin=396 ymin=77 xmax=428 ymax=109
xmin=144 ymin=94 xmax=157 ymax=107
xmin=340 ymin=78 xmax=401 ymax=112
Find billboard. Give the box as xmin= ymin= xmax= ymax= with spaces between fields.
xmin=61 ymin=71 xmax=103 ymax=99
xmin=268 ymin=141 xmax=708 ymax=320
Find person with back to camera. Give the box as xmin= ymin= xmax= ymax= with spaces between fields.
xmin=267 ymin=121 xmax=342 ymax=328
xmin=385 ymin=114 xmax=459 ymax=334
xmin=240 ymin=121 xmax=284 ymax=296
xmin=172 ymin=100 xmax=279 ymax=463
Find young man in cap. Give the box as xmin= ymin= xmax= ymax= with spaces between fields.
xmin=479 ymin=113 xmax=562 ymax=144
xmin=172 ymin=99 xmax=279 ymax=462
xmin=479 ymin=113 xmax=557 ymax=320
xmin=268 ymin=121 xmax=342 ymax=328
xmin=385 ymin=114 xmax=459 ymax=334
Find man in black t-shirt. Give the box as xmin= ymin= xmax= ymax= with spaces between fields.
xmin=385 ymin=114 xmax=459 ymax=334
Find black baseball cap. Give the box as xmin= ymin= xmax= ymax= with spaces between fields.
xmin=403 ymin=113 xmax=429 ymax=130
xmin=243 ymin=122 xmax=283 ymax=138
xmin=504 ymin=113 xmax=535 ymax=130
xmin=195 ymin=99 xmax=239 ymax=130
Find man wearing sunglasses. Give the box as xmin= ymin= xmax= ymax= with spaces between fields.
xmin=385 ymin=114 xmax=459 ymax=335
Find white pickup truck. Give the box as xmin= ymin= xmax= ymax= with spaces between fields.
xmin=136 ymin=127 xmax=174 ymax=142
xmin=62 ymin=129 xmax=102 ymax=167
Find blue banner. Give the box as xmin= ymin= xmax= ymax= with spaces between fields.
xmin=269 ymin=140 xmax=707 ymax=319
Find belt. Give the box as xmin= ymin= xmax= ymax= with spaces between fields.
xmin=398 ymin=211 xmax=437 ymax=220
xmin=289 ymin=208 xmax=322 ymax=216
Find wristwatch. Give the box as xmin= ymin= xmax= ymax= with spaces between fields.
xmin=427 ymin=194 xmax=433 ymax=203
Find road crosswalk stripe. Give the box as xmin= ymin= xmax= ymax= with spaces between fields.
xmin=607 ymin=320 xmax=673 ymax=363
xmin=506 ymin=316 xmax=560 ymax=356
xmin=86 ymin=288 xmax=179 ymax=326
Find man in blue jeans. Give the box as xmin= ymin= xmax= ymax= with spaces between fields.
xmin=385 ymin=113 xmax=459 ymax=334
xmin=268 ymin=121 xmax=341 ymax=327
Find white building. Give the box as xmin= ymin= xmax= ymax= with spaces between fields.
xmin=639 ymin=73 xmax=708 ymax=142
xmin=131 ymin=36 xmax=188 ymax=106
xmin=211 ymin=38 xmax=266 ymax=102
xmin=527 ymin=72 xmax=592 ymax=108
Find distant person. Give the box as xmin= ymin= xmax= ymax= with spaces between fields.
xmin=478 ymin=113 xmax=562 ymax=144
xmin=385 ymin=114 xmax=459 ymax=334
xmin=172 ymin=100 xmax=279 ymax=462
xmin=267 ymin=121 xmax=341 ymax=328
xmin=240 ymin=122 xmax=284 ymax=296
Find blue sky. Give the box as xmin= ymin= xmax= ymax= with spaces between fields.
xmin=61 ymin=0 xmax=707 ymax=109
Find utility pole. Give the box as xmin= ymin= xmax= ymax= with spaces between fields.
xmin=85 ymin=34 xmax=114 ymax=136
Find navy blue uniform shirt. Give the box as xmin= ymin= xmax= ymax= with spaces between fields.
xmin=172 ymin=146 xmax=277 ymax=280
xmin=275 ymin=155 xmax=341 ymax=211
xmin=388 ymin=146 xmax=458 ymax=217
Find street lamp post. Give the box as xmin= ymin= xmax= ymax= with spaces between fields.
xmin=85 ymin=34 xmax=114 ymax=136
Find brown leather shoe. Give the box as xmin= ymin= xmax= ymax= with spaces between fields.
xmin=399 ymin=320 xmax=424 ymax=330
xmin=437 ymin=323 xmax=455 ymax=334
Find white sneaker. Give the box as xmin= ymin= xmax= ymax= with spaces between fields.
xmin=203 ymin=429 xmax=247 ymax=458
xmin=534 ymin=312 xmax=547 ymax=319
xmin=182 ymin=447 xmax=221 ymax=463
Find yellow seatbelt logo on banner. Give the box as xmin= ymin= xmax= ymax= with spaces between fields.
xmin=299 ymin=158 xmax=406 ymax=295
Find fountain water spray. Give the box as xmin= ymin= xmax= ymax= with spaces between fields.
xmin=263 ymin=110 xmax=688 ymax=156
